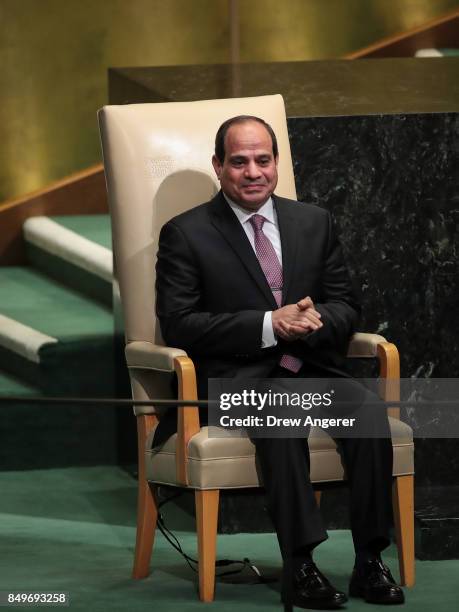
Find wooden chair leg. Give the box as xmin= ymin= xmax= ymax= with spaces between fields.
xmin=392 ymin=475 xmax=415 ymax=587
xmin=314 ymin=490 xmax=322 ymax=507
xmin=195 ymin=489 xmax=220 ymax=602
xmin=132 ymin=481 xmax=158 ymax=579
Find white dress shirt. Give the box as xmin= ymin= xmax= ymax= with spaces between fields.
xmin=223 ymin=193 xmax=280 ymax=348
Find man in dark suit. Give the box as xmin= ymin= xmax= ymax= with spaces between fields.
xmin=155 ymin=116 xmax=405 ymax=609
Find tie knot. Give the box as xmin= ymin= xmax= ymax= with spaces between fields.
xmin=249 ymin=214 xmax=266 ymax=232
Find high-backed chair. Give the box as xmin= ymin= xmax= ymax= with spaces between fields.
xmin=98 ymin=95 xmax=414 ymax=603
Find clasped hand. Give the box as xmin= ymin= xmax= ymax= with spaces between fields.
xmin=272 ymin=296 xmax=323 ymax=341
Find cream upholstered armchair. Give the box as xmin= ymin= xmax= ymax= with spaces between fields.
xmin=98 ymin=95 xmax=414 ymax=603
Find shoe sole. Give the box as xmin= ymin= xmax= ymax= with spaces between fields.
xmin=349 ymin=584 xmax=405 ymax=605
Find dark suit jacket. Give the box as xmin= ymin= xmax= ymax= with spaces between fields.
xmin=154 ymin=191 xmax=361 ymax=444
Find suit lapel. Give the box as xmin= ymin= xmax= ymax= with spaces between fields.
xmin=274 ymin=195 xmax=298 ymax=305
xmin=209 ymin=192 xmax=278 ymax=309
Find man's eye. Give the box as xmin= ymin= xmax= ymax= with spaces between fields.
xmin=232 ymin=160 xmax=244 ymax=167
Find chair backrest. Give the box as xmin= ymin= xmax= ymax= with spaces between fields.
xmin=98 ymin=95 xmax=297 ymax=347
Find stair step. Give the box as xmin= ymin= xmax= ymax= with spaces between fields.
xmin=0 ymin=366 xmax=117 ymax=470
xmin=0 ymin=267 xmax=114 ymax=395
xmin=0 ymin=313 xmax=57 ymax=364
xmin=50 ymin=214 xmax=112 ymax=249
xmin=23 ymin=215 xmax=112 ymax=306
xmin=0 ymin=215 xmax=119 ymax=469
xmin=415 ymin=48 xmax=459 ymax=57
xmin=0 ymin=267 xmax=112 ymax=340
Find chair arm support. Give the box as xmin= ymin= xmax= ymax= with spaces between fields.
xmin=174 ymin=355 xmax=201 ymax=486
xmin=125 ymin=343 xmax=200 ymax=485
xmin=377 ymin=342 xmax=401 ymax=420
xmin=125 ymin=341 xmax=187 ymax=371
xmin=348 ymin=334 xmax=401 ymax=420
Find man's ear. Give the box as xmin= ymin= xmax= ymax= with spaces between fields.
xmin=212 ymin=154 xmax=222 ymax=179
xmin=275 ymin=155 xmax=279 ymax=167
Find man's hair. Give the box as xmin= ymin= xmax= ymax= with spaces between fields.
xmin=214 ymin=115 xmax=279 ymax=162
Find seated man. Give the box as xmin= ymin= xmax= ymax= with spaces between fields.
xmin=155 ymin=115 xmax=405 ymax=609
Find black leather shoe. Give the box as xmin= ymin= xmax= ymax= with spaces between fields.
xmin=349 ymin=559 xmax=405 ymax=604
xmin=282 ymin=562 xmax=348 ymax=610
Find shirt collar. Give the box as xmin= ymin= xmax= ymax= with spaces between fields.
xmin=222 ymin=192 xmax=276 ymax=226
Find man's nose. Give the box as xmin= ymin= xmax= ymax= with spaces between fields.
xmin=244 ymin=161 xmax=261 ymax=178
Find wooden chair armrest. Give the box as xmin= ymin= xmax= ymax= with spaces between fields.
xmin=125 ymin=341 xmax=187 ymax=371
xmin=348 ymin=333 xmax=400 ymax=420
xmin=347 ymin=332 xmax=388 ymax=357
xmin=126 ymin=343 xmax=201 ymax=485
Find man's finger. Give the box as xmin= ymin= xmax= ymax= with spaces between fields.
xmin=301 ymin=306 xmax=321 ymax=319
xmin=288 ymin=323 xmax=312 ymax=336
xmin=301 ymin=311 xmax=323 ymax=328
xmin=282 ymin=317 xmax=318 ymax=335
xmin=297 ymin=296 xmax=314 ymax=310
xmin=277 ymin=320 xmax=299 ymax=341
xmin=293 ymin=311 xmax=323 ymax=329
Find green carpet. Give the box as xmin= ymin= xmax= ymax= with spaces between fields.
xmin=0 ymin=267 xmax=112 ymax=341
xmin=1 ymin=467 xmax=458 ymax=611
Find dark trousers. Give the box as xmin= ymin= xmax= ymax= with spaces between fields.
xmin=251 ymin=367 xmax=394 ymax=560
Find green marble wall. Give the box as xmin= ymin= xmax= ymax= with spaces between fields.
xmin=1 ymin=0 xmax=459 ymax=201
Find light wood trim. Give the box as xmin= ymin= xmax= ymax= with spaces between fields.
xmin=195 ymin=489 xmax=219 ymax=602
xmin=392 ymin=475 xmax=415 ymax=587
xmin=377 ymin=342 xmax=400 ymax=420
xmin=133 ymin=414 xmax=158 ymax=579
xmin=314 ymin=490 xmax=322 ymax=507
xmin=174 ymin=355 xmax=201 ymax=486
xmin=0 ymin=163 xmax=107 ymax=265
xmin=345 ymin=8 xmax=459 ymax=59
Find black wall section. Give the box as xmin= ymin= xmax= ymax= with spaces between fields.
xmin=289 ymin=113 xmax=459 ymax=487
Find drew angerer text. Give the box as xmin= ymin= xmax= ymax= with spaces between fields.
xmin=219 ymin=415 xmax=356 ymax=429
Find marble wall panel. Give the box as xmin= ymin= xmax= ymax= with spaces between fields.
xmin=289 ymin=113 xmax=459 ymax=486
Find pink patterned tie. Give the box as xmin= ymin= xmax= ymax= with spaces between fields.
xmin=249 ymin=214 xmax=302 ymax=373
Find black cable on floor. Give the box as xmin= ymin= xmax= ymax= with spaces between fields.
xmin=155 ymin=489 xmax=276 ymax=584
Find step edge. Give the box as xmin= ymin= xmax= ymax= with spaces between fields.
xmin=0 ymin=314 xmax=58 ymax=364
xmin=24 ymin=217 xmax=113 ymax=282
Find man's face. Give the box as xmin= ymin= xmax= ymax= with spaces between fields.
xmin=212 ymin=120 xmax=279 ymax=211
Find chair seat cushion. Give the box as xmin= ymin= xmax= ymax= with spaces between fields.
xmin=146 ymin=417 xmax=414 ymax=490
